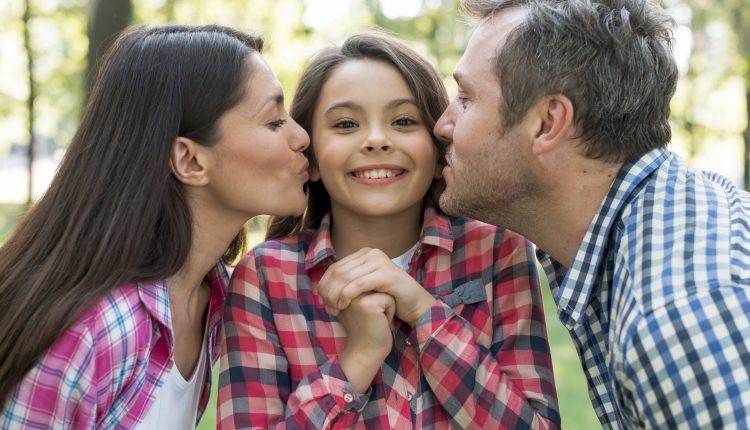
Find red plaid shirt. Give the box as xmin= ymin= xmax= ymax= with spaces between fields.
xmin=218 ymin=207 xmax=559 ymax=429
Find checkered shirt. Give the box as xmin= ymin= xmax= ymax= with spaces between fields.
xmin=1 ymin=262 xmax=229 ymax=429
xmin=218 ymin=207 xmax=560 ymax=429
xmin=538 ymin=148 xmax=750 ymax=429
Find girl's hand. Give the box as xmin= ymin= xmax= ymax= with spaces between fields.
xmin=337 ymin=292 xmax=396 ymax=393
xmin=318 ymin=248 xmax=436 ymax=326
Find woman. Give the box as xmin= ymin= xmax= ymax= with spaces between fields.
xmin=0 ymin=24 xmax=309 ymax=429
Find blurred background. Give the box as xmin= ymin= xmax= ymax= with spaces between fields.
xmin=1 ymin=0 xmax=749 ymax=428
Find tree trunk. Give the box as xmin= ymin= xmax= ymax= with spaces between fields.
xmin=85 ymin=0 xmax=132 ymax=101
xmin=22 ymin=0 xmax=35 ymax=206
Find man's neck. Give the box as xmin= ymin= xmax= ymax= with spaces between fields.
xmin=521 ymin=160 xmax=621 ymax=268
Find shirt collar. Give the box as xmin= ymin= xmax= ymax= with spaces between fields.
xmin=304 ymin=203 xmax=454 ymax=271
xmin=137 ymin=260 xmax=229 ymax=331
xmin=556 ymin=148 xmax=671 ymax=326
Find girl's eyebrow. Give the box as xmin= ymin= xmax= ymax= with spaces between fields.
xmin=385 ymin=98 xmax=417 ymax=110
xmin=324 ymin=101 xmax=363 ymax=116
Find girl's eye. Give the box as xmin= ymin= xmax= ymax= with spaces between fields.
xmin=333 ymin=119 xmax=357 ymax=129
xmin=268 ymin=119 xmax=287 ymax=130
xmin=393 ymin=117 xmax=417 ymax=127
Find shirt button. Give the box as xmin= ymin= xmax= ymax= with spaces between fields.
xmin=343 ymin=393 xmax=354 ymax=403
xmin=406 ymin=392 xmax=414 ymax=401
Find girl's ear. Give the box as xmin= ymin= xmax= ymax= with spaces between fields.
xmin=170 ymin=137 xmax=210 ymax=186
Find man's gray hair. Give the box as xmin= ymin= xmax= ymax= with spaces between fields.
xmin=461 ymin=0 xmax=531 ymax=22
xmin=462 ymin=0 xmax=678 ymax=162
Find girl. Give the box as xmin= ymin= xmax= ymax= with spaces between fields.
xmin=218 ymin=32 xmax=560 ymax=429
xmin=0 ymin=25 xmax=309 ymax=429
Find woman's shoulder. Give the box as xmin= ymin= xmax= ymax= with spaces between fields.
xmin=37 ymin=283 xmax=154 ymax=395
xmin=75 ymin=283 xmax=154 ymax=353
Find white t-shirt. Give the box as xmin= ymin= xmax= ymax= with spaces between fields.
xmin=391 ymin=242 xmax=420 ymax=271
xmin=136 ymin=321 xmax=209 ymax=430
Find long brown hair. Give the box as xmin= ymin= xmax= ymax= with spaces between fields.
xmin=266 ymin=32 xmax=449 ymax=240
xmin=0 ymin=25 xmax=263 ymax=403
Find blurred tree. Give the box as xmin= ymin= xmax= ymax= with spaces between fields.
xmin=86 ymin=0 xmax=132 ymax=100
xmin=363 ymin=0 xmax=468 ymax=79
xmin=675 ymin=0 xmax=750 ymax=189
xmin=729 ymin=1 xmax=750 ymax=189
xmin=22 ymin=0 xmax=36 ymax=206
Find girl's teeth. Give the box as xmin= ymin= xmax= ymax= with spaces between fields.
xmin=357 ymin=169 xmax=397 ymax=179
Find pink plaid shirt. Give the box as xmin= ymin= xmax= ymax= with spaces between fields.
xmin=1 ymin=262 xmax=229 ymax=429
xmin=218 ymin=208 xmax=560 ymax=429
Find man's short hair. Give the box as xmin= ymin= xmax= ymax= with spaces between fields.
xmin=462 ymin=0 xmax=678 ymax=162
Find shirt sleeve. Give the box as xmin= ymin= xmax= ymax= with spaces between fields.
xmin=619 ymin=286 xmax=750 ymax=428
xmin=217 ymin=251 xmax=368 ymax=429
xmin=413 ymin=232 xmax=561 ymax=430
xmin=1 ymin=322 xmax=99 ymax=429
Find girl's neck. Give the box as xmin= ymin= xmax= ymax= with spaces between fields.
xmin=329 ymin=201 xmax=424 ymax=259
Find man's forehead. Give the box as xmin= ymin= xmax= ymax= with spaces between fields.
xmin=454 ymin=8 xmax=528 ymax=82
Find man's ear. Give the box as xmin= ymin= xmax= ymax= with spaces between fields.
xmin=170 ymin=137 xmax=210 ymax=186
xmin=531 ymin=94 xmax=575 ymax=156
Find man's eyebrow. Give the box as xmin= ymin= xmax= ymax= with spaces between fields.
xmin=453 ymin=70 xmax=463 ymax=83
xmin=453 ymin=70 xmax=469 ymax=90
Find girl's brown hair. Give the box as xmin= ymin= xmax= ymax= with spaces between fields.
xmin=266 ymin=32 xmax=449 ymax=240
xmin=0 ymin=24 xmax=263 ymax=403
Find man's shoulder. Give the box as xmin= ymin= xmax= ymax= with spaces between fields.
xmin=612 ymin=153 xmax=750 ymax=309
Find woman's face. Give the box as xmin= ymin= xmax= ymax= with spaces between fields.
xmin=204 ymin=52 xmax=310 ymax=221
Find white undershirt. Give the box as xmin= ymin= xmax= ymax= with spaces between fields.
xmin=136 ymin=319 xmax=209 ymax=430
xmin=391 ymin=242 xmax=420 ymax=271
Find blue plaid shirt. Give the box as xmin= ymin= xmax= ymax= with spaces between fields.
xmin=538 ymin=148 xmax=750 ymax=429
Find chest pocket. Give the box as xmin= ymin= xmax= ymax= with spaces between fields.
xmin=437 ymin=279 xmax=493 ymax=348
xmin=439 ymin=279 xmax=487 ymax=308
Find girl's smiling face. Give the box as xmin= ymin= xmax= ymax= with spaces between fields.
xmin=310 ymin=59 xmax=440 ymax=221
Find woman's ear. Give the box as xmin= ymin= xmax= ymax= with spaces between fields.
xmin=531 ymin=94 xmax=575 ymax=156
xmin=170 ymin=137 xmax=210 ymax=186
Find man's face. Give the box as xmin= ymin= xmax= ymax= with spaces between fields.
xmin=434 ymin=8 xmax=534 ymax=226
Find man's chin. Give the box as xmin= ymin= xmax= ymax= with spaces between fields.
xmin=438 ymin=190 xmax=462 ymax=217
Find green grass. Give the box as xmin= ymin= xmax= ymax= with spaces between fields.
xmin=197 ymin=270 xmax=601 ymax=429
xmin=539 ymin=277 xmax=601 ymax=429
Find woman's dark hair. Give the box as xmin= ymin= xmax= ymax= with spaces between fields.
xmin=0 ymin=24 xmax=263 ymax=403
xmin=266 ymin=32 xmax=449 ymax=240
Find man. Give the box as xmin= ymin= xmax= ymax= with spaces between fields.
xmin=433 ymin=0 xmax=750 ymax=428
